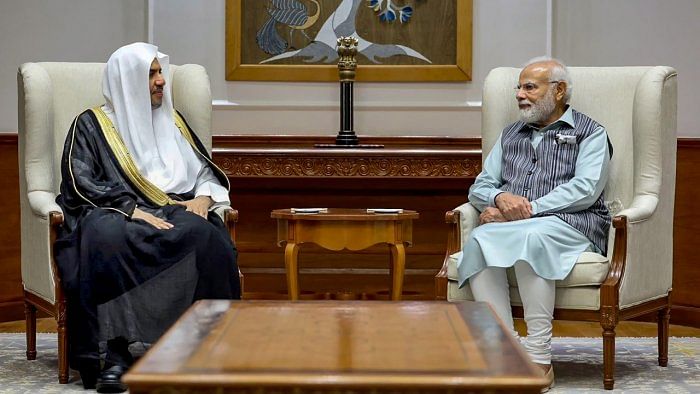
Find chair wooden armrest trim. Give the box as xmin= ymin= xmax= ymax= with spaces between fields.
xmin=49 ymin=212 xmax=65 ymax=305
xmin=222 ymin=208 xmax=244 ymax=296
xmin=223 ymin=207 xmax=238 ymax=241
xmin=600 ymin=216 xmax=628 ymax=311
xmin=435 ymin=210 xmax=461 ymax=301
xmin=598 ymin=215 xmax=627 ymax=389
xmin=48 ymin=211 xmax=69 ymax=384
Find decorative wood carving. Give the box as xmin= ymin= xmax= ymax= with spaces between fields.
xmin=217 ymin=155 xmax=480 ymax=178
xmin=213 ymin=136 xmax=481 ymax=178
xmin=600 ymin=306 xmax=619 ymax=329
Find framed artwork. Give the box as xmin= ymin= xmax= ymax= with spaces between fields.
xmin=225 ymin=0 xmax=472 ymax=82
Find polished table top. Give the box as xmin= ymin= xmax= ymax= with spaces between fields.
xmin=124 ymin=300 xmax=547 ymax=393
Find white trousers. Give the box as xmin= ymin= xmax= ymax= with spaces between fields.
xmin=469 ymin=262 xmax=555 ymax=365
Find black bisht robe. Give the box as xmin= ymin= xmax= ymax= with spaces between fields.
xmin=55 ymin=109 xmax=240 ymax=371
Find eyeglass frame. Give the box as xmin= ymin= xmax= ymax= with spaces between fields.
xmin=514 ymin=81 xmax=562 ymax=93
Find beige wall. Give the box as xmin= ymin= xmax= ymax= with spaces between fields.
xmin=0 ymin=0 xmax=147 ymax=133
xmin=553 ymin=0 xmax=700 ymax=137
xmin=2 ymin=0 xmax=698 ymax=137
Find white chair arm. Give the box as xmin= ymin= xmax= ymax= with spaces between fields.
xmin=27 ymin=190 xmax=62 ymax=219
xmin=455 ymin=202 xmax=480 ymax=248
xmin=618 ymin=201 xmax=673 ymax=308
xmin=615 ymin=195 xmax=658 ymax=223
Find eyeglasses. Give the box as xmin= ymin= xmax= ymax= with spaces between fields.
xmin=515 ymin=81 xmax=560 ymax=93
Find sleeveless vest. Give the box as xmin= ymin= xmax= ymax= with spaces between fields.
xmin=500 ymin=109 xmax=611 ymax=254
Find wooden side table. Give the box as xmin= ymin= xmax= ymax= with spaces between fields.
xmin=271 ymin=208 xmax=419 ymax=300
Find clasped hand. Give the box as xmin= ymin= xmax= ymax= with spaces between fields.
xmin=479 ymin=207 xmax=506 ymax=224
xmin=131 ymin=196 xmax=214 ymax=230
xmin=493 ymin=192 xmax=533 ymax=221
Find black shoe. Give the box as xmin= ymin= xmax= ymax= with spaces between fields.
xmin=96 ymin=365 xmax=127 ymax=393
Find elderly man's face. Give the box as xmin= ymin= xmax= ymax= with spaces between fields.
xmin=516 ymin=63 xmax=563 ymax=125
xmin=149 ymin=58 xmax=165 ymax=109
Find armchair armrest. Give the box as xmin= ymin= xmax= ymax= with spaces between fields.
xmin=454 ymin=202 xmax=480 ymax=251
xmin=615 ymin=195 xmax=658 ymax=224
xmin=435 ymin=202 xmax=480 ymax=300
xmin=49 ymin=212 xmax=65 ymax=301
xmin=606 ymin=198 xmax=672 ymax=309
xmin=28 ymin=190 xmax=62 ymax=219
xmin=223 ymin=207 xmax=238 ymax=242
xmin=211 ymin=205 xmax=238 ymax=239
xmin=214 ymin=206 xmax=243 ymax=296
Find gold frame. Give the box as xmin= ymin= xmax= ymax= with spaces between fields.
xmin=225 ymin=0 xmax=473 ymax=82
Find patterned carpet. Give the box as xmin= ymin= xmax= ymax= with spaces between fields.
xmin=0 ymin=334 xmax=698 ymax=393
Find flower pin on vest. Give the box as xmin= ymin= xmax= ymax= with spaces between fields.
xmin=555 ymin=134 xmax=577 ymax=145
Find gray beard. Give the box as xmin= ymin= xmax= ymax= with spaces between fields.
xmin=151 ymin=102 xmax=162 ymax=110
xmin=519 ymin=88 xmax=556 ymax=125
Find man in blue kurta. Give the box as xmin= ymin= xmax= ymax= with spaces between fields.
xmin=457 ymin=57 xmax=612 ymax=391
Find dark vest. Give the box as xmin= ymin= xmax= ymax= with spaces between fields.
xmin=500 ymin=109 xmax=611 ymax=254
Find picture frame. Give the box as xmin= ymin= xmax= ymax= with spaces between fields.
xmin=225 ymin=0 xmax=472 ymax=82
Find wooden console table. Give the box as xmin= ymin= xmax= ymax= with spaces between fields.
xmin=271 ymin=208 xmax=419 ymax=301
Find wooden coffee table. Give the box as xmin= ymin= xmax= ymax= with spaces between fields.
xmin=271 ymin=208 xmax=419 ymax=301
xmin=123 ymin=300 xmax=547 ymax=393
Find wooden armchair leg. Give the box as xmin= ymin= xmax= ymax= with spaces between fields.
xmin=24 ymin=301 xmax=37 ymax=360
xmin=57 ymin=302 xmax=69 ymax=384
xmin=657 ymin=306 xmax=670 ymax=367
xmin=601 ymin=322 xmax=617 ymax=390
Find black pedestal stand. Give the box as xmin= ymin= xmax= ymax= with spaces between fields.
xmin=315 ymin=37 xmax=383 ymax=149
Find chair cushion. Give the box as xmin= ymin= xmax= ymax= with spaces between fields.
xmin=447 ymin=278 xmax=602 ymax=310
xmin=446 ymin=251 xmax=610 ymax=288
xmin=510 ymin=286 xmax=602 ymax=310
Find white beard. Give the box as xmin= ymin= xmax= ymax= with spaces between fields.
xmin=519 ymin=87 xmax=556 ymax=124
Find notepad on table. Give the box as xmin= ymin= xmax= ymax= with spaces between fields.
xmin=367 ymin=208 xmax=404 ymax=214
xmin=290 ymin=208 xmax=328 ymax=214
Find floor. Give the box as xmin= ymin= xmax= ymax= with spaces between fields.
xmin=1 ymin=317 xmax=699 ymax=337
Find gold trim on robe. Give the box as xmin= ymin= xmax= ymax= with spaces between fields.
xmin=91 ymin=107 xmax=176 ymax=207
xmin=173 ymin=112 xmax=231 ymax=191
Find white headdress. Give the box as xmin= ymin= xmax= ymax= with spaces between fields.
xmin=102 ymin=42 xmax=203 ymax=194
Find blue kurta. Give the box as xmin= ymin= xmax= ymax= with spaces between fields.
xmin=457 ymin=107 xmax=611 ymax=286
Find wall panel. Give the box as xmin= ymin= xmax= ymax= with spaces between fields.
xmin=0 ymin=135 xmax=22 ymax=321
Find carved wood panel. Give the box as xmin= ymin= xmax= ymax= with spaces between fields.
xmin=218 ymin=155 xmax=479 ymax=178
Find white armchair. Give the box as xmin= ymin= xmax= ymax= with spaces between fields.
xmin=435 ymin=66 xmax=677 ymax=390
xmin=17 ymin=62 xmax=240 ymax=383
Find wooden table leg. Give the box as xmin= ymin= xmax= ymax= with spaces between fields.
xmin=388 ymin=243 xmax=406 ymax=301
xmin=284 ymin=242 xmax=300 ymax=301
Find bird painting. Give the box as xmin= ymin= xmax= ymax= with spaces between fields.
xmin=259 ymin=0 xmax=430 ymax=65
xmin=256 ymin=0 xmax=321 ymax=56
